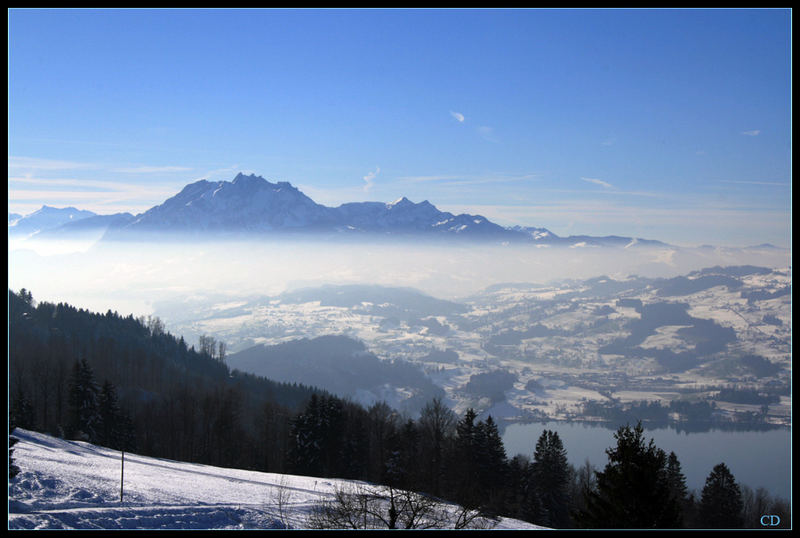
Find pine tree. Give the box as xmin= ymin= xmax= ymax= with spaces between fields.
xmin=10 ymin=389 xmax=35 ymax=430
xmin=698 ymin=462 xmax=744 ymax=528
xmin=97 ymin=380 xmax=135 ymax=451
xmin=665 ymin=451 xmax=689 ymax=527
xmin=475 ymin=416 xmax=508 ymax=517
xmin=449 ymin=408 xmax=481 ymax=509
xmin=289 ymin=394 xmax=346 ymax=477
xmin=576 ymin=422 xmax=681 ymax=528
xmin=531 ymin=430 xmax=572 ymax=528
xmin=67 ymin=359 xmax=100 ymax=442
xmin=506 ymin=454 xmax=544 ymax=525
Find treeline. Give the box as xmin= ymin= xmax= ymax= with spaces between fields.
xmin=582 ymin=399 xmax=719 ymax=424
xmin=8 ymin=290 xmax=790 ymax=528
xmin=582 ymin=396 xmax=781 ymax=428
xmin=9 ymin=289 xmax=320 ymax=470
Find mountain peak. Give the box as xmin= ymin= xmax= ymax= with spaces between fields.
xmin=387 ymin=196 xmax=413 ymax=208
xmin=232 ymin=172 xmax=266 ymax=185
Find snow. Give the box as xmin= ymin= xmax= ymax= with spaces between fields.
xmin=9 ymin=429 xmax=546 ymax=530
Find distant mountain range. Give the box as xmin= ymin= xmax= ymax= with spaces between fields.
xmin=6 ymin=172 xmax=749 ymax=248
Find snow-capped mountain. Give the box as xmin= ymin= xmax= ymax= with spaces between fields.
xmin=105 ymin=173 xmax=523 ymax=240
xmin=8 ymin=205 xmax=98 ymax=237
xmin=119 ymin=173 xmax=335 ymax=232
xmin=11 ymin=173 xmax=680 ymax=248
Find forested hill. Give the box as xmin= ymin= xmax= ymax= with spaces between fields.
xmin=8 ymin=289 xmax=325 ymax=470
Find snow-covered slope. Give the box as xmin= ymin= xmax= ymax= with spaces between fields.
xmin=9 ymin=429 xmax=545 ymax=530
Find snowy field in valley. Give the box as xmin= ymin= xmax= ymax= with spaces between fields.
xmin=8 ymin=429 xmax=546 ymax=530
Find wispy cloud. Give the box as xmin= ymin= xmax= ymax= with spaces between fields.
xmin=9 ymin=176 xmax=144 ymax=191
xmin=114 ymin=166 xmax=193 ymax=174
xmin=450 ymin=111 xmax=465 ymax=123
xmin=397 ymin=173 xmax=538 ymax=186
xmin=9 ymin=156 xmax=98 ymax=171
xmin=362 ymin=167 xmax=380 ymax=192
xmin=439 ymin=199 xmax=790 ymax=243
xmin=10 ymin=156 xmax=193 ymax=175
xmin=741 ymin=129 xmax=761 ymax=136
xmin=601 ymin=137 xmax=616 ymax=147
xmin=581 ymin=177 xmax=614 ymax=189
xmin=8 ymin=175 xmax=184 ymax=215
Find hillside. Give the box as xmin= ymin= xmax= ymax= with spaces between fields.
xmin=9 ymin=429 xmax=545 ymax=530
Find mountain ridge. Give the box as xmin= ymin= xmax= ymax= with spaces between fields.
xmin=11 ymin=172 xmax=680 ymax=248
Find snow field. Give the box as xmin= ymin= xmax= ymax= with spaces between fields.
xmin=9 ymin=429 xmax=544 ymax=530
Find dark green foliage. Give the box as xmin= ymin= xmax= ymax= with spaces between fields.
xmin=576 ymin=422 xmax=681 ymax=528
xmin=97 ymin=381 xmax=135 ymax=451
xmin=10 ymin=389 xmax=35 ymax=431
xmin=9 ymin=427 xmax=21 ymax=482
xmin=67 ymin=358 xmax=100 ymax=442
xmin=382 ymin=419 xmax=421 ymax=493
xmin=289 ymin=394 xmax=364 ymax=479
xmin=665 ymin=451 xmax=688 ymax=504
xmin=531 ymin=430 xmax=572 ymax=528
xmin=698 ymin=463 xmax=744 ymax=528
xmin=8 ymin=289 xmax=321 ymax=474
xmin=504 ymin=454 xmax=544 ymax=524
xmin=445 ymin=409 xmax=508 ymax=517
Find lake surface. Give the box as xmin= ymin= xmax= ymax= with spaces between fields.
xmin=502 ymin=422 xmax=791 ymax=500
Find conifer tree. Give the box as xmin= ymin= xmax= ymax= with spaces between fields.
xmin=97 ymin=380 xmax=135 ymax=451
xmin=698 ymin=463 xmax=744 ymax=528
xmin=449 ymin=408 xmax=481 ymax=509
xmin=665 ymin=451 xmax=690 ymax=526
xmin=10 ymin=389 xmax=35 ymax=430
xmin=531 ymin=430 xmax=572 ymax=528
xmin=67 ymin=359 xmax=100 ymax=442
xmin=475 ymin=416 xmax=508 ymax=517
xmin=506 ymin=454 xmax=544 ymax=525
xmin=575 ymin=422 xmax=681 ymax=528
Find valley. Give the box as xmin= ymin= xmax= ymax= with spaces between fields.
xmin=152 ymin=266 xmax=791 ymax=429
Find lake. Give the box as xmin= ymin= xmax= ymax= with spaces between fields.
xmin=502 ymin=421 xmax=791 ymax=500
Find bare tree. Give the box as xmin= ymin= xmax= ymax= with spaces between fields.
xmin=306 ymin=483 xmax=496 ymax=530
xmin=146 ymin=315 xmax=165 ymax=336
xmin=267 ymin=475 xmax=294 ymax=528
xmin=198 ymin=335 xmax=217 ymax=359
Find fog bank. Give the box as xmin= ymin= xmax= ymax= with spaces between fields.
xmin=8 ymin=238 xmax=790 ymax=318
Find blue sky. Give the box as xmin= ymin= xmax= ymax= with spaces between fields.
xmin=8 ymin=8 xmax=792 ymax=247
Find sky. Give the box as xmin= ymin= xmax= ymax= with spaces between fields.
xmin=8 ymin=8 xmax=792 ymax=248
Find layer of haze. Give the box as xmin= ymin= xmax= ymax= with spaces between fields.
xmin=8 ymin=237 xmax=790 ymax=321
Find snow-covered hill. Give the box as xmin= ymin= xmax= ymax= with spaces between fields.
xmin=8 ymin=429 xmax=545 ymax=530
